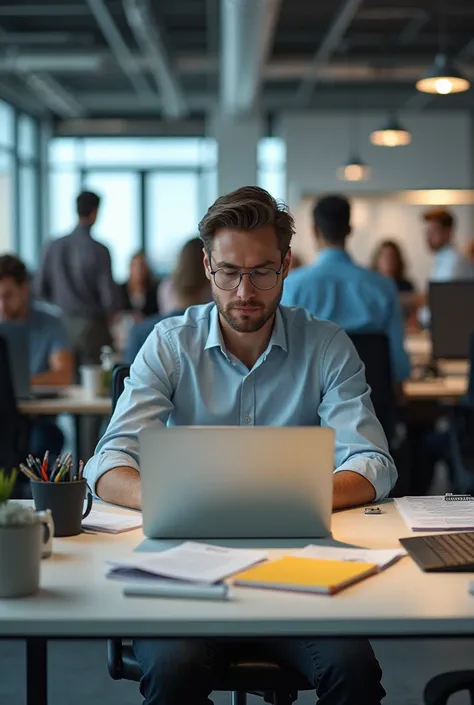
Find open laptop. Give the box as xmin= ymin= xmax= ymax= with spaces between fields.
xmin=0 ymin=321 xmax=63 ymax=400
xmin=139 ymin=426 xmax=335 ymax=539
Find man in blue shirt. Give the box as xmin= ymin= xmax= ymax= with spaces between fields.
xmin=0 ymin=255 xmax=73 ymax=460
xmin=85 ymin=186 xmax=394 ymax=705
xmin=282 ymin=195 xmax=410 ymax=382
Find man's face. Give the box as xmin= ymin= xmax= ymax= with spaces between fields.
xmin=0 ymin=278 xmax=29 ymax=320
xmin=425 ymin=221 xmax=451 ymax=253
xmin=203 ymin=226 xmax=290 ymax=334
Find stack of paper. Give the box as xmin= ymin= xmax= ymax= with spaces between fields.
xmin=300 ymin=545 xmax=405 ymax=570
xmin=83 ymin=510 xmax=143 ymax=534
xmin=395 ymin=496 xmax=474 ymax=531
xmin=106 ymin=541 xmax=268 ymax=584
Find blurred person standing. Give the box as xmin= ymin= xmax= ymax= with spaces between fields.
xmin=371 ymin=240 xmax=416 ymax=325
xmin=156 ymin=237 xmax=211 ymax=316
xmin=126 ymin=237 xmax=211 ymax=363
xmin=120 ymin=251 xmax=159 ymax=320
xmin=35 ymin=191 xmax=122 ymax=365
xmin=423 ymin=207 xmax=474 ymax=281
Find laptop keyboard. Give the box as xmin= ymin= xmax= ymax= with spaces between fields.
xmin=420 ymin=532 xmax=474 ymax=567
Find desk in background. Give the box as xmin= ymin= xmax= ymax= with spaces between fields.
xmin=3 ymin=500 xmax=474 ymax=705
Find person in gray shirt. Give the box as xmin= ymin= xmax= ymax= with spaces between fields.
xmin=35 ymin=191 xmax=122 ymax=365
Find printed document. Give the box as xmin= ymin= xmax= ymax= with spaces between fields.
xmin=395 ymin=496 xmax=474 ymax=531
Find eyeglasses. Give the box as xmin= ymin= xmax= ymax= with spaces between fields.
xmin=209 ymin=261 xmax=283 ymax=291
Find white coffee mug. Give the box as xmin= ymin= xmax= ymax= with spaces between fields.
xmin=80 ymin=364 xmax=103 ymax=398
xmin=37 ymin=509 xmax=54 ymax=559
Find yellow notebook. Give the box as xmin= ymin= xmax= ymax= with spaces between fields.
xmin=231 ymin=556 xmax=378 ymax=595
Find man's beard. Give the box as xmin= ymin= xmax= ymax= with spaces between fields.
xmin=212 ymin=287 xmax=282 ymax=333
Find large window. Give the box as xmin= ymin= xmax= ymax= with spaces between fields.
xmin=258 ymin=137 xmax=286 ymax=201
xmin=48 ymin=137 xmax=218 ymax=277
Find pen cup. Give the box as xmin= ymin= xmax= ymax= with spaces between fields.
xmin=30 ymin=479 xmax=93 ymax=537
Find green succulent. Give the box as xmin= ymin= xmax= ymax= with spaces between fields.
xmin=0 ymin=469 xmax=18 ymax=504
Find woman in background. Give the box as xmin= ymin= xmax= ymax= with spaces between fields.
xmin=371 ymin=240 xmax=415 ymax=293
xmin=126 ymin=238 xmax=211 ymax=363
xmin=120 ymin=251 xmax=159 ymax=319
xmin=157 ymin=237 xmax=211 ymax=316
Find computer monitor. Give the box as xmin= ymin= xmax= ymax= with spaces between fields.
xmin=0 ymin=321 xmax=31 ymax=399
xmin=429 ymin=281 xmax=474 ymax=360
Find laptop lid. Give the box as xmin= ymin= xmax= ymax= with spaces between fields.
xmin=139 ymin=426 xmax=334 ymax=540
xmin=0 ymin=322 xmax=30 ymax=400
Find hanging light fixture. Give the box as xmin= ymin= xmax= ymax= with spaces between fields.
xmin=338 ymin=116 xmax=371 ymax=181
xmin=416 ymin=1 xmax=470 ymax=95
xmin=370 ymin=114 xmax=412 ymax=147
xmin=416 ymin=53 xmax=470 ymax=94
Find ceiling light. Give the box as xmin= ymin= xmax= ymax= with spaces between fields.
xmin=370 ymin=115 xmax=412 ymax=147
xmin=337 ymin=156 xmax=371 ymax=182
xmin=416 ymin=54 xmax=470 ymax=94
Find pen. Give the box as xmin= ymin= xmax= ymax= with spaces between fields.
xmin=26 ymin=457 xmax=40 ymax=479
xmin=19 ymin=463 xmax=38 ymax=482
xmin=122 ymin=583 xmax=232 ymax=601
xmin=40 ymin=450 xmax=49 ymax=481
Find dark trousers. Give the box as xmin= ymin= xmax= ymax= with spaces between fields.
xmin=133 ymin=638 xmax=385 ymax=705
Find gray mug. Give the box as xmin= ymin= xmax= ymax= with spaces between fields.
xmin=37 ymin=510 xmax=54 ymax=558
xmin=31 ymin=479 xmax=93 ymax=537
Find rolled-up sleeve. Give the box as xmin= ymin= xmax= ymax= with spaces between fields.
xmin=318 ymin=328 xmax=397 ymax=501
xmin=83 ymin=327 xmax=178 ymax=493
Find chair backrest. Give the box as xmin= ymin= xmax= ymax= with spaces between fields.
xmin=111 ymin=364 xmax=130 ymax=412
xmin=348 ymin=333 xmax=396 ymax=439
xmin=0 ymin=336 xmax=28 ymax=472
xmin=466 ymin=329 xmax=474 ymax=407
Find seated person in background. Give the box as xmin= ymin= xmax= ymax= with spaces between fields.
xmin=125 ymin=237 xmax=211 ymax=363
xmin=424 ymin=207 xmax=474 ymax=282
xmin=282 ymin=195 xmax=410 ymax=382
xmin=0 ymin=255 xmax=73 ymax=460
xmin=156 ymin=237 xmax=212 ymax=315
xmin=371 ymin=240 xmax=414 ymax=293
xmin=85 ymin=186 xmax=395 ymax=705
xmin=371 ymin=239 xmax=417 ymax=326
xmin=120 ymin=251 xmax=159 ymax=320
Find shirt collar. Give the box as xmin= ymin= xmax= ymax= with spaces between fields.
xmin=204 ymin=304 xmax=288 ymax=354
xmin=315 ymin=248 xmax=352 ymax=265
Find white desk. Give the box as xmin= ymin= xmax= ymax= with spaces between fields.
xmin=2 ymin=500 xmax=474 ymax=704
xmin=404 ymin=375 xmax=468 ymax=401
xmin=18 ymin=386 xmax=112 ymax=416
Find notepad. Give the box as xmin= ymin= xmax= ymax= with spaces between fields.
xmin=82 ymin=510 xmax=143 ymax=534
xmin=231 ymin=556 xmax=378 ymax=595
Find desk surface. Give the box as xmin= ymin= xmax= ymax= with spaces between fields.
xmin=1 ymin=501 xmax=474 ymax=639
xmin=403 ymin=375 xmax=468 ymax=400
xmin=18 ymin=386 xmax=112 ymax=416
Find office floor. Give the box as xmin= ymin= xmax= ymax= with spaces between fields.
xmin=0 ymin=638 xmax=473 ymax=704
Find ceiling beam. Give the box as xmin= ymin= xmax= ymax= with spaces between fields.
xmin=295 ymin=0 xmax=364 ymax=104
xmin=220 ymin=0 xmax=282 ymax=117
xmin=0 ymin=5 xmax=90 ymax=16
xmin=123 ymin=0 xmax=187 ymax=119
xmin=85 ymin=0 xmax=154 ymax=101
xmin=22 ymin=72 xmax=86 ymax=118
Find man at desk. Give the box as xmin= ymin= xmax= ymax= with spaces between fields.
xmin=85 ymin=187 xmax=396 ymax=705
xmin=0 ymin=255 xmax=73 ymax=457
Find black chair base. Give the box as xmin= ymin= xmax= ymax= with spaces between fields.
xmin=107 ymin=639 xmax=312 ymax=705
xmin=424 ymin=670 xmax=474 ymax=705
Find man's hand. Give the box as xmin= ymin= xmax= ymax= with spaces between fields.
xmin=333 ymin=470 xmax=376 ymax=510
xmin=32 ymin=349 xmax=74 ymax=387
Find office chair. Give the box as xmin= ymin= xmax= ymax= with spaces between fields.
xmin=424 ymin=671 xmax=474 ymax=705
xmin=0 ymin=336 xmax=30 ymax=495
xmin=106 ymin=365 xmax=313 ymax=704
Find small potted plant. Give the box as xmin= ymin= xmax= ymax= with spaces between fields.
xmin=0 ymin=469 xmax=42 ymax=597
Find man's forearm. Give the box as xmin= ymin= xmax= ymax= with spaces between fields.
xmin=96 ymin=467 xmax=142 ymax=510
xmin=333 ymin=470 xmax=376 ymax=510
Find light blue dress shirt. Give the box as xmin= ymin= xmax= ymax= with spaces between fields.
xmin=281 ymin=249 xmax=410 ymax=381
xmin=28 ymin=301 xmax=70 ymax=375
xmin=84 ymin=303 xmax=396 ymax=501
xmin=430 ymin=245 xmax=474 ymax=282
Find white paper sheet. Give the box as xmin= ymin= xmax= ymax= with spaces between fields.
xmin=106 ymin=541 xmax=268 ymax=584
xmin=395 ymin=496 xmax=474 ymax=531
xmin=300 ymin=545 xmax=405 ymax=570
xmin=82 ymin=510 xmax=143 ymax=534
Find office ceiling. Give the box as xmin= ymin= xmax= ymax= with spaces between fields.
xmin=0 ymin=0 xmax=473 ymax=131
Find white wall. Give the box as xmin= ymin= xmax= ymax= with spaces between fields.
xmin=0 ymin=173 xmax=12 ymax=253
xmin=279 ymin=111 xmax=473 ymax=203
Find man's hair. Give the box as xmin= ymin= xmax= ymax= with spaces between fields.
xmin=198 ymin=186 xmax=295 ymax=257
xmin=312 ymin=195 xmax=351 ymax=245
xmin=0 ymin=254 xmax=28 ymax=285
xmin=423 ymin=207 xmax=454 ymax=229
xmin=76 ymin=191 xmax=100 ymax=218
